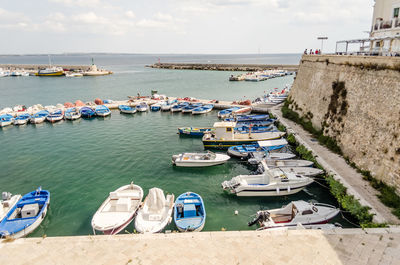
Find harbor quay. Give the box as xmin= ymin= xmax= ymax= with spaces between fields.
xmin=147 ymin=62 xmax=299 ymax=71
xmin=1 ymin=228 xmax=399 ymax=265
xmin=0 ymin=64 xmax=92 ymax=71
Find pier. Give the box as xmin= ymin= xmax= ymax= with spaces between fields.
xmin=0 ymin=64 xmax=92 ymax=71
xmin=147 ymin=63 xmax=299 ymax=71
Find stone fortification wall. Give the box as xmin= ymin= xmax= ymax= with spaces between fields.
xmin=288 ymin=55 xmax=400 ymax=190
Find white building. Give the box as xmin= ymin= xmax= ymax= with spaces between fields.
xmin=370 ymin=0 xmax=400 ymax=53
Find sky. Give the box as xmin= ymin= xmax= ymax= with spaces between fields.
xmin=0 ymin=0 xmax=374 ymax=54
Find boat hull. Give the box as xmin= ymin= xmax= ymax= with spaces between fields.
xmin=0 ymin=121 xmax=13 ymax=127
xmin=173 ymin=160 xmax=228 ymax=167
xmin=120 ymin=109 xmax=137 ymax=114
xmin=234 ymin=184 xmax=310 ymax=197
xmin=99 ymin=215 xmax=135 ymax=235
xmin=203 ymin=138 xmax=283 ymax=149
xmin=36 ymin=71 xmax=64 ymax=76
xmin=30 ymin=117 xmax=46 ymax=124
xmin=14 ymin=119 xmax=29 ymax=125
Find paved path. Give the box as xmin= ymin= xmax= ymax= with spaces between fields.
xmin=270 ymin=105 xmax=400 ymax=224
xmin=1 ymin=228 xmax=399 ymax=265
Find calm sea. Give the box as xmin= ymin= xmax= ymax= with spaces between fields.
xmin=0 ymin=54 xmax=352 ymax=236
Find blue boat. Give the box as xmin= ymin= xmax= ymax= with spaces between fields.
xmin=30 ymin=110 xmax=49 ymax=124
xmin=95 ymin=105 xmax=111 ymax=117
xmin=174 ymin=192 xmax=206 ymax=232
xmin=178 ymin=127 xmax=213 ymax=136
xmin=192 ymin=104 xmax=214 ymax=115
xmin=0 ymin=114 xmax=14 ymax=127
xmin=236 ymin=119 xmax=276 ymax=127
xmin=0 ymin=187 xmax=50 ymax=239
xmin=14 ymin=113 xmax=31 ymax=125
xmin=235 ymin=124 xmax=277 ymax=134
xmin=119 ymin=105 xmax=136 ymax=114
xmin=217 ymin=107 xmax=241 ymax=118
xmin=224 ymin=114 xmax=270 ymax=122
xmin=227 ymin=139 xmax=288 ymax=158
xmin=80 ymin=107 xmax=96 ymax=118
xmin=181 ymin=103 xmax=202 ymax=113
xmin=150 ymin=104 xmax=161 ymax=111
xmin=171 ymin=102 xmax=189 ymax=112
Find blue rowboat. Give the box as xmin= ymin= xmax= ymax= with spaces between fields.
xmin=119 ymin=105 xmax=136 ymax=114
xmin=46 ymin=110 xmax=63 ymax=123
xmin=227 ymin=139 xmax=288 ymax=158
xmin=224 ymin=114 xmax=270 ymax=122
xmin=136 ymin=102 xmax=149 ymax=112
xmin=174 ymin=192 xmax=206 ymax=232
xmin=95 ymin=105 xmax=111 ymax=117
xmin=192 ymin=104 xmax=214 ymax=115
xmin=236 ymin=119 xmax=276 ymax=127
xmin=14 ymin=113 xmax=31 ymax=125
xmin=235 ymin=124 xmax=277 ymax=134
xmin=150 ymin=104 xmax=161 ymax=111
xmin=217 ymin=107 xmax=241 ymax=118
xmin=181 ymin=103 xmax=202 ymax=113
xmin=0 ymin=187 xmax=50 ymax=239
xmin=0 ymin=114 xmax=14 ymax=127
xmin=30 ymin=110 xmax=49 ymax=124
xmin=64 ymin=108 xmax=81 ymax=120
xmin=171 ymin=102 xmax=189 ymax=112
xmin=80 ymin=107 xmax=96 ymax=118
xmin=178 ymin=127 xmax=213 ymax=136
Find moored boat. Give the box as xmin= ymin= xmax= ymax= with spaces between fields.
xmin=218 ymin=107 xmax=241 ymax=119
xmin=95 ymin=105 xmax=111 ymax=117
xmin=182 ymin=103 xmax=202 ymax=113
xmin=0 ymin=114 xmax=14 ymax=127
xmin=191 ymin=104 xmax=214 ymax=115
xmin=280 ymin=167 xmax=324 ymax=177
xmin=227 ymin=139 xmax=288 ymax=158
xmin=0 ymin=192 xmax=22 ymax=222
xmin=174 ymin=192 xmax=206 ymax=232
xmin=91 ymin=182 xmax=144 ymax=235
xmin=36 ymin=66 xmax=64 ymax=76
xmin=0 ymin=187 xmax=50 ymax=239
xmin=178 ymin=127 xmax=213 ymax=137
xmin=134 ymin=188 xmax=174 ymax=233
xmin=150 ymin=103 xmax=162 ymax=111
xmin=172 ymin=151 xmax=230 ymax=167
xmin=30 ymin=110 xmax=49 ymax=124
xmin=225 ymin=114 xmax=270 ymax=122
xmin=266 ymin=159 xmax=314 ymax=168
xmin=64 ymin=107 xmax=81 ymax=120
xmin=136 ymin=102 xmax=149 ymax=112
xmin=80 ymin=107 xmax=96 ymax=118
xmin=46 ymin=110 xmax=63 ymax=123
xmin=14 ymin=113 xmax=31 ymax=125
xmin=248 ymin=200 xmax=340 ymax=230
xmin=119 ymin=105 xmax=137 ymax=114
xmin=170 ymin=102 xmax=189 ymax=113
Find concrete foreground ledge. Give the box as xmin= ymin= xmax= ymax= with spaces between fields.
xmin=1 ymin=228 xmax=399 ymax=265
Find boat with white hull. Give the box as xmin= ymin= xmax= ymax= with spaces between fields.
xmin=65 ymin=108 xmax=81 ymax=120
xmin=0 ymin=192 xmax=22 ymax=222
xmin=172 ymin=151 xmax=230 ymax=167
xmin=14 ymin=113 xmax=31 ymax=125
xmin=280 ymin=167 xmax=324 ymax=177
xmin=266 ymin=159 xmax=314 ymax=168
xmin=95 ymin=105 xmax=111 ymax=117
xmin=30 ymin=110 xmax=49 ymax=124
xmin=134 ymin=188 xmax=174 ymax=233
xmin=221 ymin=161 xmax=313 ymax=197
xmin=136 ymin=102 xmax=149 ymax=112
xmin=248 ymin=200 xmax=340 ymax=230
xmin=0 ymin=114 xmax=14 ymax=127
xmin=227 ymin=139 xmax=288 ymax=158
xmin=119 ymin=105 xmax=137 ymax=114
xmin=91 ymin=182 xmax=143 ymax=235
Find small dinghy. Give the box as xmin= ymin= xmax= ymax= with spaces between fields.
xmin=91 ymin=182 xmax=143 ymax=235
xmin=14 ymin=113 xmax=31 ymax=125
xmin=136 ymin=102 xmax=149 ymax=112
xmin=174 ymin=192 xmax=206 ymax=232
xmin=95 ymin=105 xmax=111 ymax=117
xmin=182 ymin=103 xmax=202 ymax=113
xmin=280 ymin=167 xmax=324 ymax=177
xmin=134 ymin=188 xmax=174 ymax=233
xmin=150 ymin=103 xmax=161 ymax=111
xmin=266 ymin=159 xmax=314 ymax=168
xmin=80 ymin=107 xmax=96 ymax=118
xmin=0 ymin=192 xmax=22 ymax=222
xmin=218 ymin=107 xmax=241 ymax=119
xmin=0 ymin=187 xmax=50 ymax=239
xmin=0 ymin=114 xmax=14 ymax=127
xmin=170 ymin=102 xmax=189 ymax=112
xmin=64 ymin=107 xmax=81 ymax=120
xmin=248 ymin=200 xmax=340 ymax=230
xmin=30 ymin=110 xmax=49 ymax=124
xmin=221 ymin=161 xmax=313 ymax=197
xmin=227 ymin=139 xmax=288 ymax=158
xmin=172 ymin=151 xmax=230 ymax=167
xmin=192 ymin=104 xmax=213 ymax=114
xmin=178 ymin=127 xmax=213 ymax=137
xmin=119 ymin=105 xmax=137 ymax=114
xmin=46 ymin=110 xmax=63 ymax=123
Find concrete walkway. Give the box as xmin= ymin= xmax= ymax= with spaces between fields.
xmin=1 ymin=228 xmax=399 ymax=265
xmin=270 ymin=105 xmax=400 ymax=224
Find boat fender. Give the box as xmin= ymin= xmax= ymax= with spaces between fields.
xmin=312 ymin=206 xmax=318 ymax=212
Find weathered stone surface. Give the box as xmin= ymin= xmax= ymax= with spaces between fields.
xmin=289 ymin=55 xmax=400 ymax=191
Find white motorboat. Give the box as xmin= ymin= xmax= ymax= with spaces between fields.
xmin=136 ymin=102 xmax=149 ymax=112
xmin=221 ymin=161 xmax=313 ymax=196
xmin=280 ymin=167 xmax=324 ymax=177
xmin=172 ymin=151 xmax=230 ymax=167
xmin=91 ymin=182 xmax=143 ymax=235
xmin=265 ymin=159 xmax=314 ymax=168
xmin=248 ymin=200 xmax=340 ymax=230
xmin=0 ymin=192 xmax=22 ymax=222
xmin=134 ymin=188 xmax=174 ymax=233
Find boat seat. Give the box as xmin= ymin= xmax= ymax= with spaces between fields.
xmin=110 ymin=191 xmax=141 ymax=200
xmin=116 ymin=197 xmax=131 ymax=212
xmin=148 ymin=214 xmax=162 ymax=221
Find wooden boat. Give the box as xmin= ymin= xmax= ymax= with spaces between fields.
xmin=119 ymin=105 xmax=137 ymax=114
xmin=192 ymin=104 xmax=213 ymax=115
xmin=248 ymin=200 xmax=340 ymax=230
xmin=172 ymin=151 xmax=230 ymax=167
xmin=91 ymin=182 xmax=143 ymax=235
xmin=134 ymin=188 xmax=174 ymax=233
xmin=161 ymin=100 xmax=177 ymax=111
xmin=280 ymin=167 xmax=324 ymax=177
xmin=233 ymin=106 xmax=252 ymax=116
xmin=0 ymin=114 xmax=14 ymax=127
xmin=217 ymin=107 xmax=241 ymax=119
xmin=235 ymin=124 xmax=277 ymax=134
xmin=150 ymin=103 xmax=162 ymax=111
xmin=0 ymin=187 xmax=50 ymax=239
xmin=30 ymin=110 xmax=49 ymax=124
xmin=221 ymin=161 xmax=313 ymax=197
xmin=80 ymin=107 xmax=96 ymax=118
xmin=174 ymin=192 xmax=206 ymax=232
xmin=178 ymin=127 xmax=213 ymax=137
xmin=225 ymin=114 xmax=270 ymax=122
xmin=14 ymin=113 xmax=31 ymax=125
xmin=46 ymin=110 xmax=63 ymax=123
xmin=95 ymin=105 xmax=111 ymax=117
xmin=227 ymin=139 xmax=288 ymax=158
xmin=170 ymin=102 xmax=189 ymax=112
xmin=0 ymin=192 xmax=21 ymax=222
xmin=64 ymin=108 xmax=81 ymax=120
xmin=182 ymin=103 xmax=202 ymax=113
xmin=247 ymin=152 xmax=296 ymax=164
xmin=266 ymin=159 xmax=314 ymax=168
xmin=136 ymin=102 xmax=149 ymax=112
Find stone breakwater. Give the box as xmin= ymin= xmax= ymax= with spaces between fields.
xmin=287 ymin=55 xmax=400 ymax=191
xmin=147 ymin=63 xmax=299 ymax=71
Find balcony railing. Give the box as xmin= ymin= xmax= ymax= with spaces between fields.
xmin=373 ymin=19 xmax=400 ymax=31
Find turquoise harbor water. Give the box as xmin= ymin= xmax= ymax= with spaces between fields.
xmin=0 ymin=54 xmax=352 ymax=236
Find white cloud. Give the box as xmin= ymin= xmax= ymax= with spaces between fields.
xmin=125 ymin=10 xmax=135 ymax=18
xmin=49 ymin=0 xmax=101 ymax=7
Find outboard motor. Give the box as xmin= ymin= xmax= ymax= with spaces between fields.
xmin=2 ymin=192 xmax=12 ymax=201
xmin=248 ymin=211 xmax=270 ymax=226
xmin=176 ymin=203 xmax=184 ymax=217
